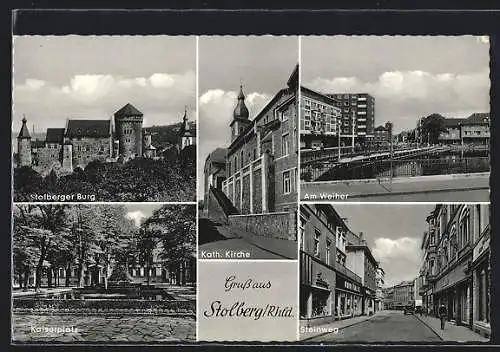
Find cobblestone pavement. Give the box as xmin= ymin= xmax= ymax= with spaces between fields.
xmin=12 ymin=314 xmax=195 ymax=343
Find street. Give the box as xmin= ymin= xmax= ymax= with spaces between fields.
xmin=199 ymin=218 xmax=297 ymax=260
xmin=307 ymin=311 xmax=441 ymax=342
xmin=301 ymin=173 xmax=490 ymax=202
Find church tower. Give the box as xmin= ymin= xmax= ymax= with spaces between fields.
xmin=17 ymin=116 xmax=32 ymax=167
xmin=178 ymin=108 xmax=194 ymax=151
xmin=230 ymin=85 xmax=252 ymax=143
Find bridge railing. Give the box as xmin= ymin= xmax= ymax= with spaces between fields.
xmin=301 ymin=156 xmax=490 ymax=182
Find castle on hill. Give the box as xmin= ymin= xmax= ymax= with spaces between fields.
xmin=16 ymin=103 xmax=195 ymax=173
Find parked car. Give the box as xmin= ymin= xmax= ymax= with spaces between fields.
xmin=404 ymin=305 xmax=415 ymax=315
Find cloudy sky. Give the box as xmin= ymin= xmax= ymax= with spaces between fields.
xmin=198 ymin=36 xmax=299 ymax=199
xmin=123 ymin=204 xmax=162 ymax=227
xmin=334 ymin=203 xmax=436 ymax=287
xmin=303 ymin=36 xmax=490 ymax=134
xmin=12 ymin=36 xmax=196 ymax=135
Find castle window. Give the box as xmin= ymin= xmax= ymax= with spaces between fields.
xmin=240 ymin=151 xmax=244 ymax=168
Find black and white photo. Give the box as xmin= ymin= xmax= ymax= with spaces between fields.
xmin=13 ymin=36 xmax=197 ymax=202
xmin=12 ymin=203 xmax=196 ymax=343
xmin=300 ymin=36 xmax=490 ymax=202
xmin=299 ymin=203 xmax=490 ymax=342
xmin=198 ymin=36 xmax=299 ymax=260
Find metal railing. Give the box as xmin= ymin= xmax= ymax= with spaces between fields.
xmin=301 ymin=156 xmax=490 ymax=182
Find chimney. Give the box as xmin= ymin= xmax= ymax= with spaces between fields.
xmin=359 ymin=232 xmax=364 ymax=244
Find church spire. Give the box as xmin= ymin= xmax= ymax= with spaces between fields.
xmin=18 ymin=115 xmax=31 ymax=139
xmin=233 ymin=84 xmax=249 ymax=120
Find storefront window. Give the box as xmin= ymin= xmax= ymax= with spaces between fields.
xmin=312 ymin=288 xmax=330 ymax=317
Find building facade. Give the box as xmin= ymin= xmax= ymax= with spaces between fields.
xmin=391 ymin=280 xmax=415 ymax=310
xmin=300 ymin=204 xmax=366 ymax=327
xmin=437 ymin=113 xmax=490 ymax=145
xmin=326 ymin=93 xmax=376 ymax=143
xmin=418 ymin=204 xmax=490 ymax=337
xmin=221 ymin=65 xmax=298 ymax=214
xmin=373 ymin=122 xmax=393 ymax=149
xmin=345 ymin=232 xmax=378 ymax=316
xmin=375 ymin=266 xmax=385 ymax=312
xmin=300 ymin=86 xmax=341 ymax=149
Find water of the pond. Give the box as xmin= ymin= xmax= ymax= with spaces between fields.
xmin=38 ymin=289 xmax=175 ymax=301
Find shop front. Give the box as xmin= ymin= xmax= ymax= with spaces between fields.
xmin=300 ymin=251 xmax=336 ymax=327
xmin=433 ymin=256 xmax=472 ymax=329
xmin=472 ymin=232 xmax=490 ymax=337
xmin=335 ymin=275 xmax=362 ymax=319
xmin=362 ymin=287 xmax=376 ymax=315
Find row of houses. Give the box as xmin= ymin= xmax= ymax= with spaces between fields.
xmin=299 ymin=204 xmax=384 ymax=327
xmin=417 ymin=204 xmax=491 ymax=338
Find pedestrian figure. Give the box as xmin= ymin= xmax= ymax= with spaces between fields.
xmin=439 ymin=304 xmax=447 ymax=330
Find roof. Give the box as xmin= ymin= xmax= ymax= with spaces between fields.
xmin=114 ymin=103 xmax=143 ymax=117
xmin=287 ymin=64 xmax=299 ymax=87
xmin=66 ymin=120 xmax=111 ymax=138
xmin=463 ymin=112 xmax=490 ymax=125
xmin=18 ymin=118 xmax=31 ymax=138
xmin=374 ymin=125 xmax=388 ymax=132
xmin=206 ymin=147 xmax=227 ymax=164
xmin=46 ymin=128 xmax=65 ymax=143
xmin=233 ymin=85 xmax=250 ymax=119
xmin=444 ymin=118 xmax=465 ymax=127
xmin=301 ymin=85 xmax=339 ymax=105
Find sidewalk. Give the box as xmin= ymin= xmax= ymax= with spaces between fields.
xmin=302 ymin=173 xmax=490 ymax=201
xmin=415 ymin=314 xmax=489 ymax=342
xmin=300 ymin=312 xmax=379 ymax=341
xmin=217 ymin=224 xmax=297 ymax=259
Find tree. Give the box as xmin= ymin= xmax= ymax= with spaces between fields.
xmin=421 ymin=113 xmax=447 ymax=145
xmin=93 ymin=205 xmax=136 ymax=289
xmin=14 ymin=205 xmax=71 ymax=291
xmin=143 ymin=205 xmax=196 ymax=285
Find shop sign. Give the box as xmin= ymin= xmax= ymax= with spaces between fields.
xmin=435 ymin=259 xmax=468 ymax=292
xmin=316 ymin=272 xmax=329 ymax=288
xmin=337 ymin=277 xmax=360 ymax=292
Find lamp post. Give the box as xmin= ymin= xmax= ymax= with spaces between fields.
xmin=351 ymin=111 xmax=356 ymax=153
xmin=337 ymin=121 xmax=341 ymax=161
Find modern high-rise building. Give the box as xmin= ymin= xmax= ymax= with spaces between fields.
xmin=326 ymin=93 xmax=375 ymax=143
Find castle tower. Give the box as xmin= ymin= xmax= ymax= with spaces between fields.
xmin=62 ymin=141 xmax=73 ymax=171
xmin=144 ymin=133 xmax=152 ymax=149
xmin=114 ymin=103 xmax=143 ymax=159
xmin=17 ymin=116 xmax=32 ymax=167
xmin=230 ymin=85 xmax=252 ymax=143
